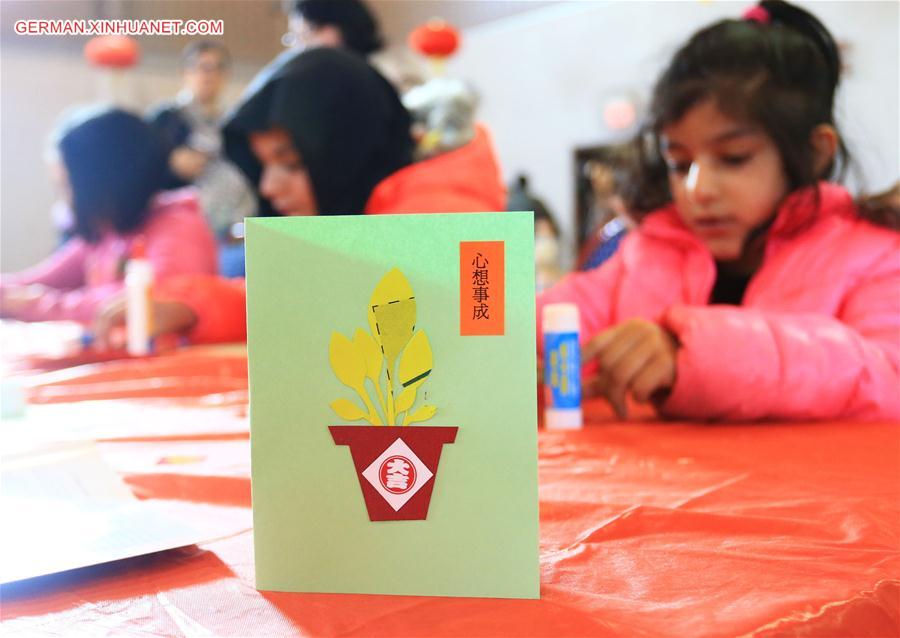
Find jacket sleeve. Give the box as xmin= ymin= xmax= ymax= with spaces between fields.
xmin=2 ymin=282 xmax=125 ymax=323
xmin=0 ymin=239 xmax=112 ymax=322
xmin=1 ymin=238 xmax=88 ymax=290
xmin=154 ymin=275 xmax=247 ymax=345
xmin=535 ymin=253 xmax=624 ymax=356
xmin=661 ymin=251 xmax=900 ymax=421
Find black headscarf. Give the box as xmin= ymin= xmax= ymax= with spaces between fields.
xmin=223 ymin=47 xmax=413 ymax=216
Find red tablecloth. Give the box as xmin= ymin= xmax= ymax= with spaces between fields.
xmin=2 ymin=349 xmax=898 ymax=637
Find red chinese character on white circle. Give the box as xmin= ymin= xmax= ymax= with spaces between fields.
xmin=378 ymin=455 xmax=417 ymax=494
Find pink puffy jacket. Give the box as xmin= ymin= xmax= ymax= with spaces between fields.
xmin=537 ymin=183 xmax=900 ymax=422
xmin=1 ymin=189 xmax=217 ymax=323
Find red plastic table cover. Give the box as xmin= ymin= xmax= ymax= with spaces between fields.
xmin=2 ymin=351 xmax=898 ymax=637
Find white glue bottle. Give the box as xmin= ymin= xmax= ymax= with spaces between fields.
xmin=542 ymin=303 xmax=582 ymax=429
xmin=125 ymin=239 xmax=154 ymax=356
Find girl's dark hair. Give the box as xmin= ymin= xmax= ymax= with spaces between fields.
xmin=292 ymin=0 xmax=384 ymax=56
xmin=856 ymin=182 xmax=900 ymax=230
xmin=509 ymin=173 xmax=560 ymax=236
xmin=57 ymin=107 xmax=168 ymax=242
xmin=626 ymin=1 xmax=898 ymax=229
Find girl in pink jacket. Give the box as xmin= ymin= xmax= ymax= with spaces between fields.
xmin=0 ymin=108 xmax=217 ymax=323
xmin=538 ymin=0 xmax=900 ymax=422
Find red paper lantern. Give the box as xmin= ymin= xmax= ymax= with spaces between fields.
xmin=408 ymin=19 xmax=460 ymax=58
xmin=84 ymin=36 xmax=140 ymax=69
xmin=603 ymin=98 xmax=637 ymax=131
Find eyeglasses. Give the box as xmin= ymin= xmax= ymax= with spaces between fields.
xmin=191 ymin=62 xmax=226 ymax=73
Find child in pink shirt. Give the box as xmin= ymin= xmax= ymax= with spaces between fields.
xmin=537 ymin=1 xmax=899 ymax=421
xmin=0 ymin=107 xmax=217 ymax=323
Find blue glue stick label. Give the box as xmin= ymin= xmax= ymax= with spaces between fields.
xmin=544 ymin=331 xmax=581 ymax=409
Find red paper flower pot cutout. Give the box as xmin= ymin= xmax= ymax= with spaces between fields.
xmin=329 ymin=426 xmax=457 ymax=521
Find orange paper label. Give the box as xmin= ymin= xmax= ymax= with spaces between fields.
xmin=460 ymin=241 xmax=504 ymax=336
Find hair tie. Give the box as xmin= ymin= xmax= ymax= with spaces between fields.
xmin=742 ymin=5 xmax=771 ymax=24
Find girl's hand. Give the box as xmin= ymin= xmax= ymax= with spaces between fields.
xmin=93 ymin=294 xmax=197 ymax=350
xmin=582 ymin=319 xmax=678 ymax=419
xmin=169 ymin=147 xmax=208 ymax=181
xmin=0 ymin=284 xmax=48 ymax=318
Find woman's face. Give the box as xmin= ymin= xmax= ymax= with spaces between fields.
xmin=249 ymin=128 xmax=318 ymax=216
xmin=660 ymin=98 xmax=790 ymax=261
xmin=184 ymin=50 xmax=228 ymax=105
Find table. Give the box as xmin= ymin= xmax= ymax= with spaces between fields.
xmin=1 ymin=339 xmax=898 ymax=637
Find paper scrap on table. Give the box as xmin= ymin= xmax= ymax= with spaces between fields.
xmin=0 ymin=434 xmax=245 ymax=584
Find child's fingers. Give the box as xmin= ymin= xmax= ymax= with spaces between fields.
xmin=583 ymin=319 xmax=676 ymax=420
xmin=586 ymin=324 xmax=645 ymax=397
xmin=582 ymin=374 xmax=603 ymax=399
xmin=630 ymin=352 xmax=676 ymax=403
xmin=584 ymin=319 xmax=659 ymax=362
xmin=596 ymin=324 xmax=646 ymax=373
xmin=582 ymin=324 xmax=622 ymax=362
xmin=604 ymin=383 xmax=629 ymax=420
xmin=92 ymin=296 xmax=127 ymax=350
xmin=593 ymin=323 xmax=655 ymax=394
xmin=586 ymin=370 xmax=628 ymax=418
xmin=597 ymin=334 xmax=659 ymax=402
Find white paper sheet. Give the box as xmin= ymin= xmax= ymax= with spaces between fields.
xmin=1 ymin=436 xmax=249 ymax=584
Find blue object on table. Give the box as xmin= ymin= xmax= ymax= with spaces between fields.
xmin=218 ymin=241 xmax=246 ymax=278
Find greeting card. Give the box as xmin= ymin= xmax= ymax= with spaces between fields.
xmin=246 ymin=212 xmax=539 ymax=598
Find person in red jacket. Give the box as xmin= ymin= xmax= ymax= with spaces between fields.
xmin=538 ymin=1 xmax=899 ymax=421
xmin=94 ymin=46 xmax=505 ymax=346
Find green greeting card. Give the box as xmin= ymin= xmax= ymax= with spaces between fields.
xmin=245 ymin=212 xmax=539 ymax=599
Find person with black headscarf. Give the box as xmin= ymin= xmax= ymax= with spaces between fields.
xmin=93 ymin=46 xmax=505 ymax=346
xmin=224 ymin=46 xmax=414 ymax=217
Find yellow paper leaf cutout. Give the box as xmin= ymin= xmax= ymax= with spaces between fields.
xmin=353 ymin=328 xmax=383 ymax=382
xmin=369 ymin=268 xmax=414 ymax=308
xmin=406 ymin=404 xmax=437 ymax=425
xmin=366 ymin=312 xmax=379 ymax=358
xmin=329 ymin=332 xmax=366 ymax=390
xmin=330 ymin=399 xmax=368 ymax=422
xmin=395 ymin=385 xmax=417 ymax=414
xmin=367 ymin=268 xmax=416 ymax=365
xmin=326 ymin=268 xmax=439 ymax=427
xmin=371 ymin=300 xmax=416 ymax=366
xmin=398 ymin=330 xmax=433 ymax=389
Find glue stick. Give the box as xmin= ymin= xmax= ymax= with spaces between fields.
xmin=543 ymin=303 xmax=582 ymax=429
xmin=125 ymin=239 xmax=154 ymax=356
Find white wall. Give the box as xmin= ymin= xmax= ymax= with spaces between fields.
xmin=448 ymin=0 xmax=900 ymax=258
xmin=2 ymin=1 xmax=897 ymax=272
